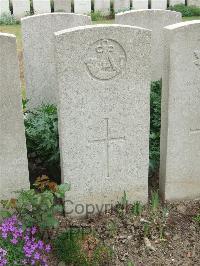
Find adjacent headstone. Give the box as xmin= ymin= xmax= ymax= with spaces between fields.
xmin=116 ymin=10 xmax=182 ymax=81
xmin=160 ymin=21 xmax=200 ymax=200
xmin=94 ymin=0 xmax=110 ymax=15
xmin=0 ymin=0 xmax=10 ymax=15
xmin=22 ymin=13 xmax=91 ymax=109
xmin=32 ymin=0 xmax=51 ymax=14
xmin=54 ymin=0 xmax=71 ymax=12
xmin=0 ymin=33 xmax=29 ymax=200
xmin=169 ymin=0 xmax=185 ymax=6
xmin=114 ymin=0 xmax=130 ymax=13
xmin=132 ymin=0 xmax=148 ymax=10
xmin=74 ymin=0 xmax=91 ymax=14
xmin=12 ymin=0 xmax=30 ymax=19
xmin=188 ymin=0 xmax=200 ymax=7
xmin=55 ymin=24 xmax=151 ymax=216
xmin=151 ymin=0 xmax=167 ymax=9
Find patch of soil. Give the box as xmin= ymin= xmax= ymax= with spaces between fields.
xmin=48 ymin=200 xmax=200 ymax=266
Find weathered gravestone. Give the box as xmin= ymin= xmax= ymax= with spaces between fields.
xmin=0 ymin=33 xmax=29 ymax=200
xmin=0 ymin=0 xmax=10 ymax=15
xmin=22 ymin=13 xmax=91 ymax=109
xmin=114 ymin=0 xmax=130 ymax=13
xmin=54 ymin=0 xmax=71 ymax=12
xmin=188 ymin=0 xmax=200 ymax=7
xmin=160 ymin=21 xmax=200 ymax=200
xmin=12 ymin=0 xmax=30 ymax=19
xmin=132 ymin=0 xmax=148 ymax=10
xmin=94 ymin=0 xmax=110 ymax=15
xmin=151 ymin=0 xmax=167 ymax=9
xmin=32 ymin=0 xmax=51 ymax=14
xmin=116 ymin=9 xmax=182 ymax=81
xmin=55 ymin=24 xmax=151 ymax=216
xmin=74 ymin=0 xmax=91 ymax=14
xmin=169 ymin=0 xmax=185 ymax=6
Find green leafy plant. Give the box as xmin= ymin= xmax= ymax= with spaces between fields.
xmin=24 ymin=104 xmax=60 ymax=175
xmin=150 ymin=191 xmax=160 ymax=212
xmin=1 ymin=183 xmax=70 ymax=236
xmin=131 ymin=201 xmax=143 ymax=216
xmin=91 ymin=11 xmax=106 ymax=21
xmin=194 ymin=214 xmax=200 ymax=224
xmin=106 ymin=220 xmax=118 ymax=238
xmin=150 ymin=81 xmax=161 ymax=173
xmin=0 ymin=12 xmax=18 ymax=25
xmin=169 ymin=4 xmax=200 ymax=17
xmin=54 ymin=228 xmax=112 ymax=265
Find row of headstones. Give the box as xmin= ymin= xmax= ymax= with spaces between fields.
xmin=1 ymin=11 xmax=200 ymax=215
xmin=1 ymin=0 xmax=200 ymax=19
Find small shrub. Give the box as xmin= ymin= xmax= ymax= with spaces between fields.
xmin=0 ymin=215 xmax=51 ymax=265
xmin=194 ymin=214 xmax=200 ymax=224
xmin=131 ymin=201 xmax=143 ymax=216
xmin=24 ymin=104 xmax=60 ymax=174
xmin=91 ymin=11 xmax=106 ymax=21
xmin=169 ymin=4 xmax=200 ymax=17
xmin=0 ymin=183 xmax=70 ymax=236
xmin=150 ymin=81 xmax=161 ymax=173
xmin=0 ymin=12 xmax=18 ymax=25
xmin=54 ymin=228 xmax=112 ymax=265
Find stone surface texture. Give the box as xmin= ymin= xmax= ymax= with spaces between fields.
xmin=21 ymin=13 xmax=91 ymax=109
xmin=115 ymin=9 xmax=182 ymax=81
xmin=188 ymin=0 xmax=200 ymax=7
xmin=114 ymin=0 xmax=130 ymax=12
xmin=0 ymin=0 xmax=10 ymax=15
xmin=54 ymin=0 xmax=71 ymax=12
xmin=74 ymin=0 xmax=91 ymax=14
xmin=160 ymin=21 xmax=200 ymax=200
xmin=132 ymin=0 xmax=148 ymax=9
xmin=12 ymin=0 xmax=30 ymax=19
xmin=169 ymin=0 xmax=185 ymax=5
xmin=55 ymin=24 xmax=151 ymax=216
xmin=32 ymin=0 xmax=51 ymax=14
xmin=94 ymin=0 xmax=110 ymax=15
xmin=151 ymin=0 xmax=167 ymax=9
xmin=0 ymin=33 xmax=29 ymax=200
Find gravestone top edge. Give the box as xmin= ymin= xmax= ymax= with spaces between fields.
xmin=116 ymin=9 xmax=182 ymax=17
xmin=0 ymin=32 xmax=16 ymax=39
xmin=21 ymin=12 xmax=91 ymax=22
xmin=164 ymin=20 xmax=200 ymax=31
xmin=54 ymin=23 xmax=152 ymax=37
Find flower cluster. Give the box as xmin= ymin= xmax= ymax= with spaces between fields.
xmin=0 ymin=215 xmax=51 ymax=265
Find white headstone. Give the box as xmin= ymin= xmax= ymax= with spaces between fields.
xmin=0 ymin=33 xmax=29 ymax=200
xmin=12 ymin=0 xmax=30 ymax=19
xmin=160 ymin=21 xmax=200 ymax=200
xmin=151 ymin=0 xmax=167 ymax=9
xmin=54 ymin=0 xmax=71 ymax=12
xmin=116 ymin=10 xmax=182 ymax=81
xmin=114 ymin=0 xmax=130 ymax=13
xmin=132 ymin=0 xmax=148 ymax=10
xmin=32 ymin=0 xmax=51 ymax=14
xmin=94 ymin=0 xmax=110 ymax=15
xmin=0 ymin=0 xmax=10 ymax=15
xmin=188 ymin=0 xmax=200 ymax=7
xmin=74 ymin=0 xmax=91 ymax=14
xmin=22 ymin=13 xmax=91 ymax=109
xmin=169 ymin=0 xmax=185 ymax=6
xmin=55 ymin=24 xmax=151 ymax=216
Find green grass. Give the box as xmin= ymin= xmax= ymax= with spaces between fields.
xmin=183 ymin=16 xmax=200 ymax=21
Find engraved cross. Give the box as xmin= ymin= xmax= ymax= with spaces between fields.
xmin=89 ymin=118 xmax=125 ymax=177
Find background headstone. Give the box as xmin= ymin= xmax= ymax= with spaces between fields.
xmin=160 ymin=21 xmax=200 ymax=200
xmin=55 ymin=24 xmax=151 ymax=216
xmin=188 ymin=0 xmax=200 ymax=7
xmin=22 ymin=13 xmax=91 ymax=109
xmin=114 ymin=0 xmax=130 ymax=13
xmin=132 ymin=0 xmax=148 ymax=10
xmin=74 ymin=0 xmax=91 ymax=14
xmin=0 ymin=0 xmax=10 ymax=15
xmin=0 ymin=33 xmax=29 ymax=200
xmin=151 ymin=0 xmax=167 ymax=9
xmin=94 ymin=0 xmax=110 ymax=15
xmin=169 ymin=0 xmax=185 ymax=6
xmin=32 ymin=0 xmax=51 ymax=14
xmin=54 ymin=0 xmax=71 ymax=12
xmin=12 ymin=0 xmax=30 ymax=19
xmin=116 ymin=10 xmax=182 ymax=81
